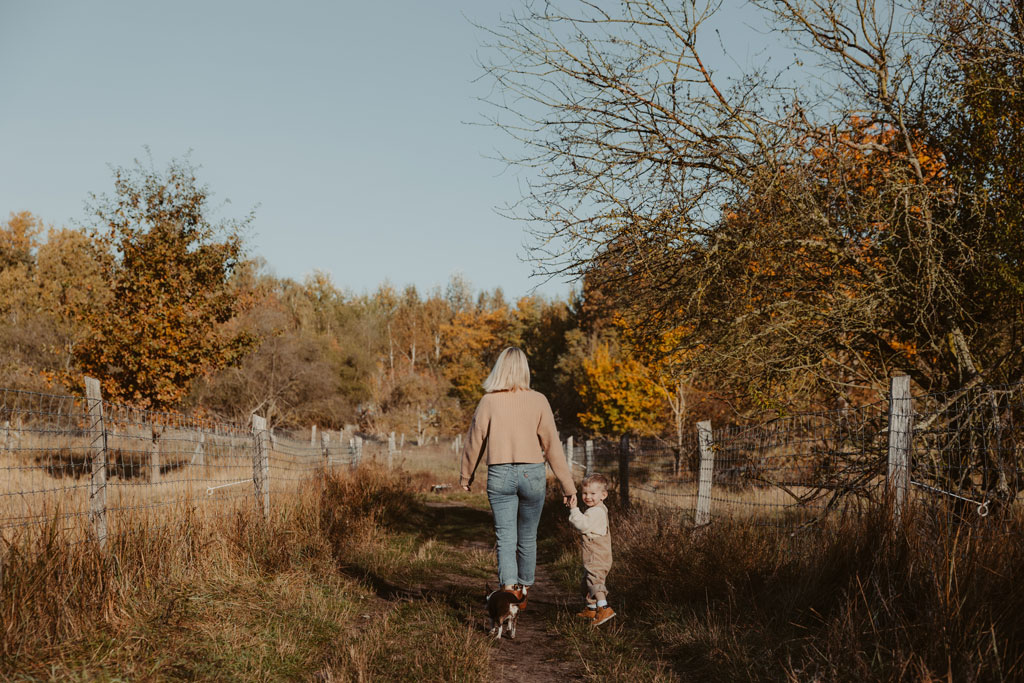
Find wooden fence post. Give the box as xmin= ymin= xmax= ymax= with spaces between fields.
xmin=453 ymin=433 xmax=463 ymax=470
xmin=354 ymin=435 xmax=363 ymax=468
xmin=566 ymin=436 xmax=574 ymax=472
xmin=84 ymin=377 xmax=107 ymax=549
xmin=388 ymin=431 xmax=396 ymax=468
xmin=193 ymin=431 xmax=205 ymax=467
xmin=149 ymin=426 xmax=161 ymax=484
xmin=585 ymin=440 xmax=594 ymax=477
xmin=311 ymin=424 xmax=317 ymax=446
xmin=3 ymin=419 xmax=21 ymax=455
xmin=321 ymin=431 xmax=330 ymax=469
xmin=251 ymin=415 xmax=270 ymax=517
xmin=619 ymin=435 xmax=630 ymax=510
xmin=695 ymin=421 xmax=715 ymax=526
xmin=887 ymin=375 xmax=913 ymax=523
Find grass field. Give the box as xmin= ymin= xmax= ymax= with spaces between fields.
xmin=3 ymin=447 xmax=1024 ymax=681
xmin=1 ymin=465 xmax=496 ymax=680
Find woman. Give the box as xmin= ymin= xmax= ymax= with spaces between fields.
xmin=460 ymin=347 xmax=577 ymax=604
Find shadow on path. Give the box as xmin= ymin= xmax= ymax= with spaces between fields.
xmin=347 ymin=494 xmax=586 ymax=681
xmin=420 ymin=498 xmax=585 ymax=683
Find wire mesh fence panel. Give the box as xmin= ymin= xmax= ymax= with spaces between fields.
xmin=628 ymin=434 xmax=700 ymax=510
xmin=605 ymin=383 xmax=1024 ymax=529
xmin=7 ymin=377 xmax=1024 ymax=544
xmin=596 ymin=399 xmax=896 ymax=527
xmin=264 ymin=430 xmax=328 ymax=487
xmin=2 ymin=389 xmax=100 ymax=542
xmin=911 ymin=382 xmax=1024 ymax=524
xmin=413 ymin=436 xmax=463 ymax=476
xmin=0 ymin=387 xmax=360 ymax=545
xmin=706 ymin=401 xmax=891 ymax=525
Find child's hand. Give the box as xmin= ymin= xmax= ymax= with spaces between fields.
xmin=563 ymin=493 xmax=577 ymax=508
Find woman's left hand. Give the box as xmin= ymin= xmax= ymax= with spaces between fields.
xmin=563 ymin=493 xmax=577 ymax=508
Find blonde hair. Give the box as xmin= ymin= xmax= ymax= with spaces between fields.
xmin=582 ymin=473 xmax=610 ymax=492
xmin=482 ymin=347 xmax=531 ymax=392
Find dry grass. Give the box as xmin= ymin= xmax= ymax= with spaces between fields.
xmin=0 ymin=465 xmax=492 ymax=681
xmin=11 ymin=433 xmax=1021 ymax=681
xmin=549 ymin=497 xmax=1024 ymax=681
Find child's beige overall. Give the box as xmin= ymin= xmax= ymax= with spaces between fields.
xmin=568 ymin=503 xmax=612 ymax=600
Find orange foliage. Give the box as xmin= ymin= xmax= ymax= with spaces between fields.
xmin=440 ymin=306 xmax=514 ymax=407
xmin=577 ymin=341 xmax=663 ymax=435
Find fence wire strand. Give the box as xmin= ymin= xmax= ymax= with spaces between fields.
xmin=5 ymin=379 xmax=1024 ymax=543
xmin=0 ymin=388 xmax=361 ymax=543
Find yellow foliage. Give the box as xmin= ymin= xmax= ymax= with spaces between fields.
xmin=577 ymin=341 xmax=663 ymax=435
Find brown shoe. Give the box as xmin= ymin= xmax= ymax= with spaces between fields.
xmin=593 ymin=606 xmax=615 ymax=626
xmin=576 ymin=606 xmax=597 ymax=619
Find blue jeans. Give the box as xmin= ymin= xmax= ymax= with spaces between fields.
xmin=486 ymin=463 xmax=546 ymax=587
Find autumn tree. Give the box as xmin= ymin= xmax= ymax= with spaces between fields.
xmin=510 ymin=295 xmax=574 ymax=407
xmin=75 ymin=155 xmax=255 ymax=408
xmin=574 ymin=336 xmax=663 ymax=436
xmin=188 ymin=265 xmax=373 ymax=428
xmin=0 ymin=212 xmax=47 ymax=390
xmin=482 ymin=0 xmax=1024 ymax=404
xmin=0 ymin=214 xmax=110 ymax=391
xmin=36 ymin=227 xmax=111 ymax=381
xmin=927 ymin=0 xmax=1024 ymax=390
xmin=481 ymin=0 xmax=1024 ymax=505
xmin=441 ymin=294 xmax=514 ymax=411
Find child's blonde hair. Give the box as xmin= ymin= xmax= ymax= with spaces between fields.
xmin=582 ymin=473 xmax=610 ymax=492
xmin=482 ymin=347 xmax=531 ymax=392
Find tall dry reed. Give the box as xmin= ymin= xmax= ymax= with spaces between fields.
xmin=0 ymin=465 xmax=488 ymax=679
xmin=594 ymin=502 xmax=1024 ymax=680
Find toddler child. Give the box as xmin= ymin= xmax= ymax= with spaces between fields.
xmin=568 ymin=473 xmax=615 ymax=625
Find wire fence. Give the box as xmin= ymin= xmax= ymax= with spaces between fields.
xmin=569 ymin=377 xmax=1024 ymax=529
xmin=5 ymin=375 xmax=1022 ymax=546
xmin=0 ymin=383 xmax=368 ymax=547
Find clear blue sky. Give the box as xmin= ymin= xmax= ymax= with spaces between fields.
xmin=0 ymin=1 xmax=786 ymax=300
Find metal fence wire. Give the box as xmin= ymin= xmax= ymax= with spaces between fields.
xmin=4 ymin=376 xmax=1023 ymax=545
xmin=0 ymin=385 xmax=360 ymax=546
xmin=619 ymin=401 xmax=892 ymax=526
xmin=569 ymin=379 xmax=1024 ymax=529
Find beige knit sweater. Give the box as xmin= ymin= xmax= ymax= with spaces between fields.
xmin=460 ymin=389 xmax=576 ymax=496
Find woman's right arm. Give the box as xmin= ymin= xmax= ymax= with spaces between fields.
xmin=460 ymin=397 xmax=490 ymax=490
xmin=537 ymin=396 xmax=576 ymax=497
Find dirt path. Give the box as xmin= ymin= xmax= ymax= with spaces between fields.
xmin=422 ymin=501 xmax=585 ymax=682
xmin=484 ymin=554 xmax=584 ymax=682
